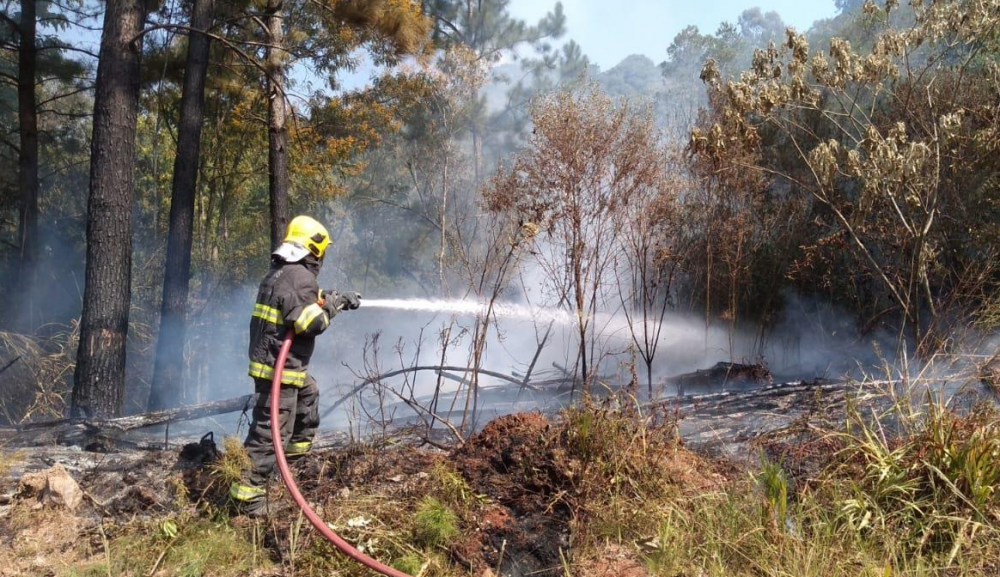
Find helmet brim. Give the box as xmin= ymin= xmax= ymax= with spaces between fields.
xmin=273 ymin=242 xmax=311 ymax=263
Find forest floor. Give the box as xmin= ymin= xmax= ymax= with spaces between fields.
xmin=2 ymin=378 xmax=999 ymax=577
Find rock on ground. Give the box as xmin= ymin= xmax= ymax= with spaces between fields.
xmin=18 ymin=463 xmax=82 ymax=510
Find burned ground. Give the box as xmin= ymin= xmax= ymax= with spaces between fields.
xmin=3 ymin=378 xmax=999 ymax=576
xmin=0 ymin=406 xmax=721 ymax=576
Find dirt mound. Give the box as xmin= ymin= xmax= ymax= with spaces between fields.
xmin=452 ymin=413 xmax=569 ymax=574
xmin=454 ymin=412 xmax=562 ymax=515
xmin=452 ymin=410 xmax=720 ymax=575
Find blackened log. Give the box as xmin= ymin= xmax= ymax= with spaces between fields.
xmin=1 ymin=394 xmax=256 ymax=445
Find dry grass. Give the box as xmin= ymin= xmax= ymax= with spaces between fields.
xmin=0 ymin=323 xmax=78 ymax=425
xmin=212 ymin=436 xmax=253 ymax=488
xmin=546 ymin=385 xmax=1000 ymax=577
xmin=557 ymin=399 xmax=714 ymax=549
xmin=0 ymin=448 xmax=24 ymax=480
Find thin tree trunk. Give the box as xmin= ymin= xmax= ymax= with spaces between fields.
xmin=17 ymin=0 xmax=39 ymax=328
xmin=573 ymin=233 xmax=588 ymax=394
xmin=265 ymin=0 xmax=289 ymax=249
xmin=149 ymin=0 xmax=216 ymax=411
xmin=72 ymin=0 xmax=146 ymax=419
xmin=439 ymin=144 xmax=448 ymax=290
xmin=471 ymin=128 xmax=482 ymax=184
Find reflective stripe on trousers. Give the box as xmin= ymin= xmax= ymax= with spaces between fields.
xmin=230 ymin=482 xmax=265 ymax=502
xmin=287 ymin=441 xmax=312 ymax=455
xmin=248 ymin=361 xmax=307 ymax=386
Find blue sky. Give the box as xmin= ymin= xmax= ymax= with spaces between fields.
xmin=508 ymin=0 xmax=840 ymax=69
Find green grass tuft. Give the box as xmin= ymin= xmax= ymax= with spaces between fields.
xmin=414 ymin=496 xmax=459 ymax=548
xmin=62 ymin=518 xmax=266 ymax=577
xmin=392 ymin=552 xmax=426 ymax=574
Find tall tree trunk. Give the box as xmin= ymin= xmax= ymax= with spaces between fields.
xmin=148 ymin=0 xmax=215 ymax=411
xmin=265 ymin=0 xmax=289 ymax=249
xmin=72 ymin=0 xmax=146 ymax=419
xmin=17 ymin=0 xmax=39 ymax=328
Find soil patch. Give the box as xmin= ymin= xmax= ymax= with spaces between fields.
xmin=452 ymin=410 xmax=721 ymax=576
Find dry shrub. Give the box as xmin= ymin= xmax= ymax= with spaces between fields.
xmin=484 ymin=83 xmax=675 ymax=390
xmin=0 ymin=322 xmax=78 ymax=425
xmin=198 ymin=436 xmax=253 ymax=508
xmin=691 ymin=0 xmax=1000 ymax=347
xmin=557 ymin=401 xmax=717 ymax=547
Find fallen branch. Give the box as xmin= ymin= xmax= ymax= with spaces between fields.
xmin=0 ymin=355 xmax=21 ymax=377
xmin=321 ymin=365 xmax=539 ymax=419
xmin=1 ymin=394 xmax=256 ymax=445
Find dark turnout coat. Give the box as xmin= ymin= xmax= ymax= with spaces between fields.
xmin=247 ymin=255 xmax=334 ymax=386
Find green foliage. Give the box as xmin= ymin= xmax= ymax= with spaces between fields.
xmin=758 ymin=455 xmax=789 ymax=530
xmin=428 ymin=461 xmax=486 ymax=512
xmin=829 ymin=401 xmax=1000 ymax=560
xmin=64 ymin=518 xmax=266 ymax=577
xmin=413 ymin=496 xmax=459 ymax=548
xmin=293 ymin=476 xmax=463 ymax=577
xmin=391 ymin=553 xmax=426 ymax=573
xmin=423 ymin=0 xmax=565 ymax=58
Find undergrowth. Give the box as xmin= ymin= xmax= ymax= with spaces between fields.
xmin=561 ymin=390 xmax=1000 ymax=576
xmin=291 ymin=458 xmax=471 ymax=577
xmin=558 ymin=399 xmax=694 ymax=547
xmin=64 ymin=518 xmax=268 ymax=577
xmin=7 ymin=382 xmax=999 ymax=577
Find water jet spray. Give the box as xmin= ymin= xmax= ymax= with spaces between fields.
xmin=362 ymin=298 xmax=573 ymax=324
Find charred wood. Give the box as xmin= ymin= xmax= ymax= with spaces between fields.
xmin=0 ymin=394 xmax=256 ymax=446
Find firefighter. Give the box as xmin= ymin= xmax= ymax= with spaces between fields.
xmin=230 ymin=215 xmax=361 ymax=516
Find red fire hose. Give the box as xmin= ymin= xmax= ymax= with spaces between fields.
xmin=270 ymin=329 xmax=413 ymax=577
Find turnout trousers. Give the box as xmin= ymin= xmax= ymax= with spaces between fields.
xmin=230 ymin=376 xmax=319 ymax=503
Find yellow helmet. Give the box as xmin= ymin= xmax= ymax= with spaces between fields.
xmin=283 ymin=215 xmax=331 ymax=259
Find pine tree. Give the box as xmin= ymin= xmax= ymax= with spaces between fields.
xmin=148 ymin=0 xmax=215 ymax=411
xmin=72 ymin=0 xmax=148 ymax=418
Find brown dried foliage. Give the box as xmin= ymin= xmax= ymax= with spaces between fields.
xmin=691 ymin=0 xmax=1000 ymax=351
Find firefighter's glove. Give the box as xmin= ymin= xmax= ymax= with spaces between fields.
xmin=338 ymin=291 xmax=362 ymax=311
xmin=322 ymin=290 xmax=361 ymax=313
xmin=321 ymin=292 xmax=341 ymax=318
